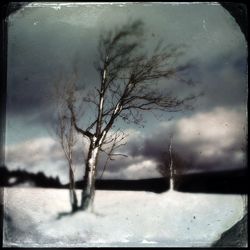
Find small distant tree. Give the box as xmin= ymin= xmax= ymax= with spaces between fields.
xmin=157 ymin=136 xmax=174 ymax=187
xmin=58 ymin=20 xmax=195 ymax=211
xmin=157 ymin=136 xmax=189 ymax=190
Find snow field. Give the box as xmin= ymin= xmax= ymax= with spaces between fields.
xmin=3 ymin=188 xmax=246 ymax=247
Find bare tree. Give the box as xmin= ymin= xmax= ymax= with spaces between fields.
xmin=157 ymin=136 xmax=189 ymax=190
xmin=63 ymin=20 xmax=195 ymax=211
xmin=54 ymin=77 xmax=79 ymax=212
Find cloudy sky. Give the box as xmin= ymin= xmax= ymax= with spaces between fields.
xmin=5 ymin=2 xmax=247 ymax=183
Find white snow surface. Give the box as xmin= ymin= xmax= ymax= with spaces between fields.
xmin=3 ymin=188 xmax=245 ymax=247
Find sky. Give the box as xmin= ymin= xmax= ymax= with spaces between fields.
xmin=5 ymin=2 xmax=247 ymax=183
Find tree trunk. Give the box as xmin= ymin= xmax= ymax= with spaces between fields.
xmin=81 ymin=143 xmax=99 ymax=211
xmin=70 ymin=189 xmax=78 ymax=212
xmin=69 ymin=167 xmax=78 ymax=212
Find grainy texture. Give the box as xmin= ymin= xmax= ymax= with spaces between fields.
xmin=212 ymin=214 xmax=248 ymax=247
xmin=2 ymin=2 xmax=248 ymax=247
xmin=0 ymin=188 xmax=3 ymax=205
xmin=0 ymin=188 xmax=3 ymax=247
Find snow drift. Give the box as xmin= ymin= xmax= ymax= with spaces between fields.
xmin=3 ymin=188 xmax=246 ymax=247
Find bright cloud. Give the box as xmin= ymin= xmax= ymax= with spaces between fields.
xmin=176 ymin=107 xmax=245 ymax=145
xmin=175 ymin=107 xmax=246 ymax=162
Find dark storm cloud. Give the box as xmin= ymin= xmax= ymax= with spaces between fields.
xmin=7 ymin=14 xmax=99 ymax=117
xmin=5 ymin=3 xmax=247 ymax=180
xmin=7 ymin=3 xmax=247 ymax=123
xmin=192 ymin=54 xmax=247 ymax=111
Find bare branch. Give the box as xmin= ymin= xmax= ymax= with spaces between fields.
xmin=66 ymin=88 xmax=94 ymax=139
xmin=99 ymin=129 xmax=128 ymax=179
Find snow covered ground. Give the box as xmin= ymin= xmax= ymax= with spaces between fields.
xmin=3 ymin=188 xmax=246 ymax=247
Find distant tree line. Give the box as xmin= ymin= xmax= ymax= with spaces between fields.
xmin=0 ymin=165 xmax=62 ymax=188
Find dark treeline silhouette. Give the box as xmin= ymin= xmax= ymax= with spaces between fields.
xmin=0 ymin=165 xmax=62 ymax=188
xmin=0 ymin=165 xmax=169 ymax=192
xmin=0 ymin=166 xmax=247 ymax=194
xmin=65 ymin=178 xmax=170 ymax=193
xmin=174 ymin=168 xmax=247 ymax=194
